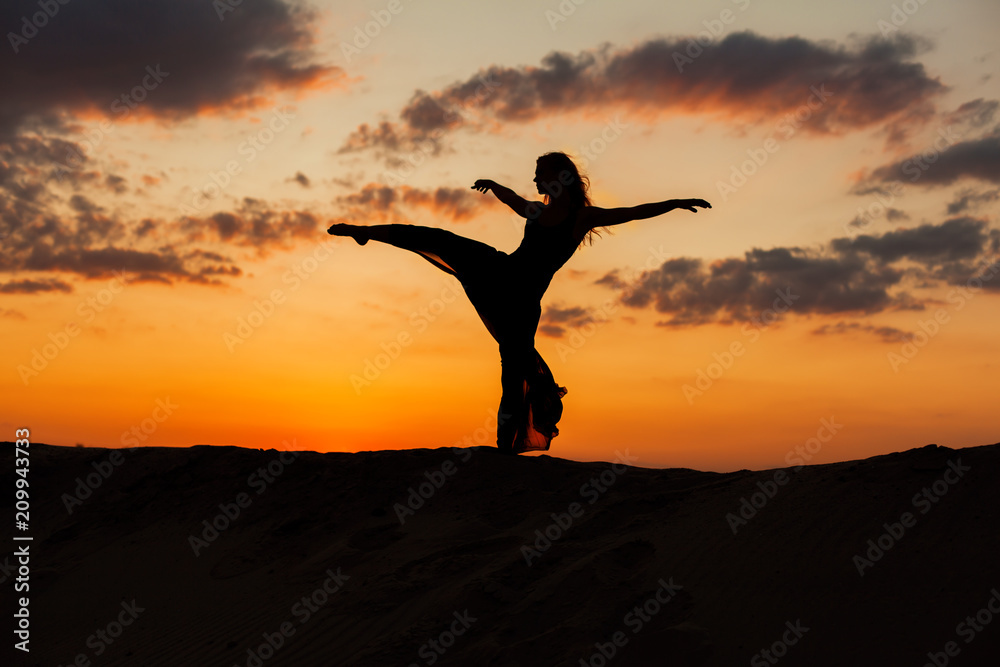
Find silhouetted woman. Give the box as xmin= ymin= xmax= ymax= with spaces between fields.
xmin=329 ymin=152 xmax=710 ymax=454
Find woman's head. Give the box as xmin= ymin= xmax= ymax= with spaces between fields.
xmin=534 ymin=152 xmax=592 ymax=209
xmin=534 ymin=151 xmax=606 ymax=245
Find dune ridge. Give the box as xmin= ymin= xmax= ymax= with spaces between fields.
xmin=3 ymin=441 xmax=999 ymax=666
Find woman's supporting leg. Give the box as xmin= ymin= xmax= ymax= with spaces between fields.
xmin=494 ymin=301 xmax=542 ymax=453
xmin=497 ymin=341 xmax=534 ymax=453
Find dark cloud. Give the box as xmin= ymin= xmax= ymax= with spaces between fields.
xmin=0 ymin=277 xmax=73 ymax=294
xmin=811 ymin=321 xmax=913 ymax=342
xmin=831 ymin=218 xmax=988 ymax=264
xmin=852 ymin=105 xmax=1000 ymax=192
xmin=23 ymin=245 xmax=190 ymax=281
xmin=538 ymin=305 xmax=595 ymax=338
xmin=134 ymin=219 xmax=157 ymax=238
xmin=180 ymin=198 xmax=319 ymax=253
xmin=596 ymin=218 xmax=998 ymax=327
xmin=334 ymin=183 xmax=495 ymax=223
xmin=337 ymin=184 xmax=397 ymax=214
xmin=338 ymin=121 xmax=405 ymax=154
xmin=0 ymin=0 xmax=339 ymax=291
xmin=340 ymin=32 xmax=944 ymax=155
xmin=0 ymin=135 xmax=96 ymax=203
xmin=1 ymin=190 xmax=320 ymax=285
xmin=861 ymin=133 xmax=1000 ymax=188
xmin=945 ymin=98 xmax=999 ymax=131
xmin=68 ymin=194 xmax=102 ymax=214
xmin=289 ymin=172 xmax=311 ymax=188
xmin=946 ymin=187 xmax=1000 ymax=214
xmin=105 ymin=174 xmax=128 ymax=194
xmin=0 ymin=0 xmax=342 ymax=137
xmin=400 ymin=187 xmax=485 ymax=222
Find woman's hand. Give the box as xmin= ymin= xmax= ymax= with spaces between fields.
xmin=471 ymin=179 xmax=497 ymax=193
xmin=672 ymin=198 xmax=712 ymax=212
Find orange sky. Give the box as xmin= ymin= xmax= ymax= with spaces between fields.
xmin=2 ymin=0 xmax=999 ymax=471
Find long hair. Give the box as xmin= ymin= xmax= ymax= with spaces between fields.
xmin=535 ymin=152 xmax=607 ymax=246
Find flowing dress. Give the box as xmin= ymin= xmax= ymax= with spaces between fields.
xmin=381 ymin=210 xmax=580 ymax=453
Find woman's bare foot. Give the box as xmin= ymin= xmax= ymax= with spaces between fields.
xmin=327 ymin=223 xmax=369 ymax=245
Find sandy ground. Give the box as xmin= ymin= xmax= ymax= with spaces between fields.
xmin=2 ymin=440 xmax=999 ymax=666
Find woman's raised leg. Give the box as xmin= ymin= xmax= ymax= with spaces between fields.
xmin=329 ymin=223 xmax=497 ymax=279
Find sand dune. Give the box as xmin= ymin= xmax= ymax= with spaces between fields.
xmin=3 ymin=441 xmax=999 ymax=666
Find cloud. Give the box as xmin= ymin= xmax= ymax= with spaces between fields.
xmin=846 ymin=202 xmax=910 ymax=229
xmin=946 ymin=187 xmax=1000 ymax=214
xmin=180 ymin=198 xmax=320 ymax=253
xmin=399 ymin=187 xmax=488 ymax=222
xmin=0 ymin=0 xmax=343 ymax=292
xmin=0 ymin=278 xmax=73 ymax=294
xmin=595 ymin=218 xmax=998 ymax=327
xmin=1 ymin=189 xmax=323 ymax=285
xmin=811 ymin=321 xmax=913 ymax=342
xmin=1 ymin=308 xmax=27 ymax=319
xmin=339 ymin=31 xmax=944 ymax=155
xmin=538 ymin=305 xmax=595 ymax=338
xmin=289 ymin=172 xmax=311 ymax=188
xmin=0 ymin=0 xmax=343 ymax=136
xmin=861 ymin=133 xmax=1000 ymax=188
xmin=334 ymin=183 xmax=496 ymax=223
xmin=831 ymin=218 xmax=988 ymax=263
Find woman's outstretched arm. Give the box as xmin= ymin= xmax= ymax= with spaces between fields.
xmin=580 ymin=199 xmax=711 ymax=229
xmin=472 ymin=179 xmax=542 ymax=219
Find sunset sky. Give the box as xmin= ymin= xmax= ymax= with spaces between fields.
xmin=2 ymin=0 xmax=998 ymax=471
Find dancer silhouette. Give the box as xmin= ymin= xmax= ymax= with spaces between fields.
xmin=329 ymin=152 xmax=710 ymax=454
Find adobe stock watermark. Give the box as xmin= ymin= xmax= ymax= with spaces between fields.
xmin=232 ymin=567 xmax=349 ymax=667
xmin=393 ymin=410 xmax=508 ymax=524
xmin=750 ymin=620 xmax=809 ymax=666
xmin=61 ymin=397 xmax=178 ymax=514
xmin=575 ymin=115 xmax=629 ymax=170
xmin=578 ymin=577 xmax=684 ymax=666
xmin=17 ymin=269 xmax=131 ymax=386
xmin=338 ymin=0 xmax=411 ymax=62
xmin=224 ymin=237 xmax=338 ymax=352
xmin=716 ymin=83 xmax=833 ymax=202
xmin=500 ymin=116 xmax=629 ymax=237
xmin=725 ymin=417 xmax=842 ymax=535
xmin=878 ymin=0 xmax=932 ymax=37
xmin=845 ymin=123 xmax=963 ymax=237
xmin=521 ymin=450 xmax=638 ymax=566
xmin=407 ymin=610 xmax=477 ymax=667
xmin=554 ymin=243 xmax=677 ymax=362
xmin=552 ymin=299 xmax=619 ymax=362
xmin=682 ymin=287 xmax=798 ymax=404
xmin=188 ymin=441 xmax=300 ymax=556
xmin=672 ymin=0 xmax=752 ymax=72
xmin=886 ymin=257 xmax=999 ymax=372
xmin=921 ymin=587 xmax=1000 ymax=667
xmin=350 ymin=274 xmax=463 ymax=394
xmin=852 ymin=458 xmax=971 ymax=576
xmin=0 ymin=551 xmax=19 ymax=586
xmin=545 ymin=0 xmax=588 ymax=31
xmin=378 ymin=75 xmax=501 ymax=186
xmin=179 ymin=106 xmax=295 ymax=215
xmin=53 ymin=66 xmax=170 ymax=181
xmin=213 ymin=0 xmax=245 ymax=21
xmin=7 ymin=0 xmax=71 ymax=54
